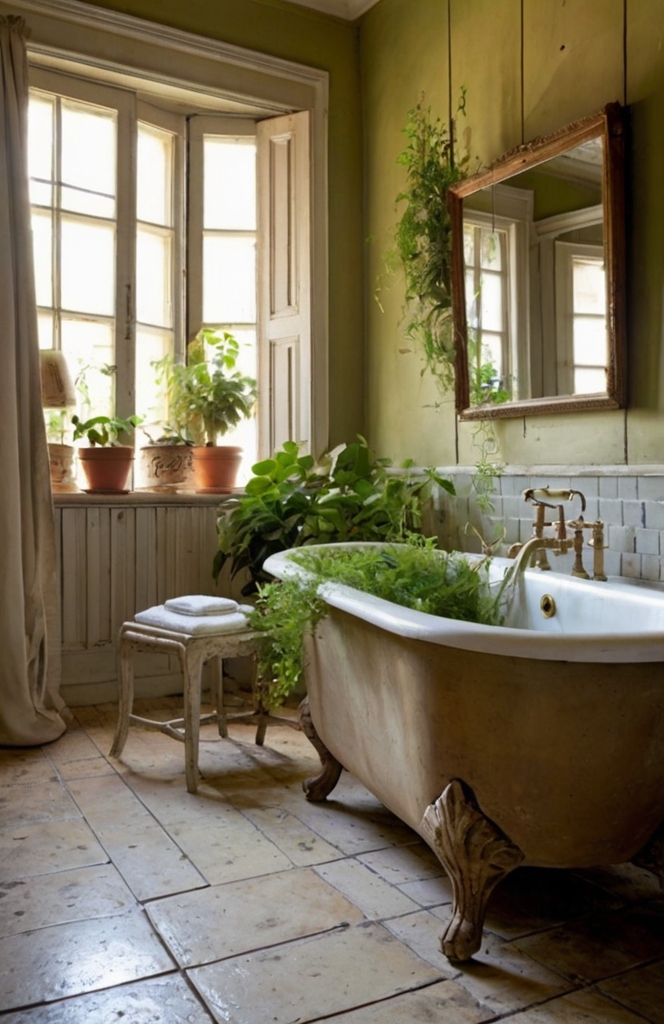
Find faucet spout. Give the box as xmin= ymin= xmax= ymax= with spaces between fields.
xmin=510 ymin=534 xmax=571 ymax=579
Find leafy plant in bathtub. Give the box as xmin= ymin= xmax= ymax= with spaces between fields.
xmin=248 ymin=540 xmax=507 ymax=709
xmin=214 ymin=437 xmax=455 ymax=594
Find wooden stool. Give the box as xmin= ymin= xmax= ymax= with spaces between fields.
xmin=110 ymin=620 xmax=271 ymax=793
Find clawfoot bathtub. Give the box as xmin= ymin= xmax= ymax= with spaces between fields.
xmin=264 ymin=544 xmax=664 ymax=961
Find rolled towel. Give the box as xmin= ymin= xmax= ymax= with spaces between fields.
xmin=134 ymin=605 xmax=250 ymax=635
xmin=164 ymin=595 xmax=238 ymax=616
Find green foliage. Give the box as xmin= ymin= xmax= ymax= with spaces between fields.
xmin=154 ymin=329 xmax=257 ymax=446
xmin=213 ymin=437 xmax=455 ymax=594
xmin=391 ymin=93 xmax=471 ymax=392
xmin=249 ymin=540 xmax=507 ymax=708
xmin=71 ymin=414 xmax=143 ymax=447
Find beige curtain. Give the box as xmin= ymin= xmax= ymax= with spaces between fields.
xmin=0 ymin=15 xmax=66 ymax=745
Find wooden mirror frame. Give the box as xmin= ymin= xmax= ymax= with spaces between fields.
xmin=449 ymin=102 xmax=626 ymax=420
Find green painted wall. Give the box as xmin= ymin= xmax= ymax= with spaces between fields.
xmin=360 ymin=0 xmax=664 ymax=468
xmin=77 ymin=0 xmax=365 ymax=451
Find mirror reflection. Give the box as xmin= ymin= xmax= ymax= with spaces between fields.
xmin=449 ymin=103 xmax=626 ymax=419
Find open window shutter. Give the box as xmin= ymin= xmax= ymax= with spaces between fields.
xmin=257 ymin=110 xmax=311 ymax=457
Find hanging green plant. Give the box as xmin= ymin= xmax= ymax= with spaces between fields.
xmin=390 ymin=91 xmax=471 ymax=392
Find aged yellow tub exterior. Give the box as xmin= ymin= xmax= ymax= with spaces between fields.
xmin=265 ymin=544 xmax=664 ymax=960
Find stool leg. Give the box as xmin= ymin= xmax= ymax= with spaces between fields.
xmin=213 ymin=656 xmax=227 ymax=738
xmin=110 ymin=635 xmax=134 ymax=758
xmin=182 ymin=646 xmax=205 ymax=794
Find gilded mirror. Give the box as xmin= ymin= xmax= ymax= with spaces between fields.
xmin=448 ymin=102 xmax=626 ymax=419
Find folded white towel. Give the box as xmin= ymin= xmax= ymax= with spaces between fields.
xmin=134 ymin=606 xmax=250 ymax=636
xmin=164 ymin=595 xmax=238 ymax=616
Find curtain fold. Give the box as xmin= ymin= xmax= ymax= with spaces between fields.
xmin=0 ymin=15 xmax=66 ymax=745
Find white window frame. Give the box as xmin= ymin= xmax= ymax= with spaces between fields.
xmin=6 ymin=0 xmax=329 ymax=459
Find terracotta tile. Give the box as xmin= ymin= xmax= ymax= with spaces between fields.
xmin=503 ymin=986 xmax=652 ymax=1023
xmin=513 ymin=906 xmax=664 ymax=984
xmin=314 ymin=857 xmax=421 ymax=919
xmin=357 ymin=843 xmax=444 ymax=885
xmin=0 ymin=778 xmax=80 ymax=827
xmin=598 ymin=959 xmax=664 ymax=1021
xmin=238 ymin=804 xmax=344 ymax=866
xmin=447 ymin=934 xmax=574 ymax=1016
xmin=321 ymin=978 xmax=495 ymax=1023
xmin=0 ymin=863 xmax=136 ymax=937
xmin=0 ymin=909 xmax=174 ymax=1010
xmin=168 ymin=819 xmax=292 ymax=885
xmin=92 ymin=821 xmax=207 ymax=901
xmin=0 ymin=819 xmax=108 ymax=880
xmin=148 ymin=867 xmax=365 ymax=967
xmin=189 ymin=922 xmax=442 ymax=1024
xmin=0 ymin=975 xmax=215 ymax=1023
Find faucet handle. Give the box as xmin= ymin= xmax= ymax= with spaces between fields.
xmin=523 ymin=487 xmax=586 ymax=513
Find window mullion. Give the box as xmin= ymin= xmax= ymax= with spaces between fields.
xmin=54 ymin=96 xmax=62 ymax=352
xmin=113 ymin=94 xmax=137 ymax=421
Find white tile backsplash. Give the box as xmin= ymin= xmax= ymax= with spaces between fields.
xmin=437 ymin=468 xmax=664 ymax=585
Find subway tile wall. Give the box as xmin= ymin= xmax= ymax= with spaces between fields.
xmin=432 ymin=468 xmax=664 ymax=583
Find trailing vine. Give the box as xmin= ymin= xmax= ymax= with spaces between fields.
xmin=390 ymin=92 xmax=471 ymax=392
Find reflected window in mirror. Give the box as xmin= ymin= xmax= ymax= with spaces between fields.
xmin=449 ymin=103 xmax=626 ymax=419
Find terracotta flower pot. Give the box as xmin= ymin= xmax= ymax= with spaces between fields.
xmin=77 ymin=446 xmax=134 ymax=493
xmin=139 ymin=444 xmax=194 ymax=491
xmin=192 ymin=446 xmax=242 ymax=493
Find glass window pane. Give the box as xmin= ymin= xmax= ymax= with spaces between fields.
xmin=136 ymin=327 xmax=172 ymax=429
xmin=573 ymin=258 xmax=606 ymax=315
xmin=61 ymin=217 xmax=115 ymax=315
xmin=203 ymin=235 xmax=256 ymax=323
xmin=138 ymin=123 xmax=173 ymax=227
xmin=574 ymin=367 xmax=606 ymax=393
xmin=465 ymin=270 xmax=479 ymax=328
xmin=31 ymin=209 xmax=52 ymax=307
xmin=137 ymin=227 xmax=172 ymax=328
xmin=204 ymin=138 xmax=256 ymax=230
xmin=482 ymin=334 xmax=503 ymax=376
xmin=480 ymin=229 xmax=502 ymax=271
xmin=60 ymin=319 xmax=114 ymax=422
xmin=61 ymin=185 xmax=115 ymax=219
xmin=480 ymin=273 xmax=503 ymax=332
xmin=574 ymin=316 xmax=607 ymax=366
xmin=61 ymin=99 xmax=116 ymax=218
xmin=28 ymin=93 xmax=54 ymax=206
xmin=463 ymin=224 xmax=475 ymax=267
xmin=38 ymin=312 xmax=54 ymax=350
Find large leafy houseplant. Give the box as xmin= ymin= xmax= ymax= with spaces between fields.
xmin=214 ymin=437 xmax=455 ymax=594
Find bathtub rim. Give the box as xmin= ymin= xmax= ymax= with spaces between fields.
xmin=264 ymin=542 xmax=664 ymax=664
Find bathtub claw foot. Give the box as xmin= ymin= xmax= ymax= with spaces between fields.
xmin=422 ymin=779 xmax=525 ymax=961
xmin=633 ymin=821 xmax=664 ymax=887
xmin=299 ymin=696 xmax=343 ymax=801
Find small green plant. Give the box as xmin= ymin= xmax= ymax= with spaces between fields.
xmin=71 ymin=414 xmax=143 ymax=446
xmin=154 ymin=329 xmax=257 ymax=446
xmin=389 ymin=92 xmax=471 ymax=392
xmin=249 ymin=540 xmax=508 ymax=708
xmin=214 ymin=437 xmax=455 ymax=594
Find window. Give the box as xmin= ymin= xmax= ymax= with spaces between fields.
xmin=463 ymin=221 xmax=511 ymax=403
xmin=555 ymin=242 xmax=607 ymax=395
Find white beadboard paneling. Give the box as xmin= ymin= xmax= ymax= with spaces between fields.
xmin=58 ymin=501 xmax=223 ymax=705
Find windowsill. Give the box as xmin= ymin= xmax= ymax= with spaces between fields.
xmin=53 ymin=489 xmax=241 ymax=506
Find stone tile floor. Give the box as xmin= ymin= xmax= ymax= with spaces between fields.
xmin=1 ymin=696 xmax=664 ymax=1022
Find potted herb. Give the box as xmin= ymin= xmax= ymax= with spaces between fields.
xmin=214 ymin=436 xmax=455 ymax=594
xmin=158 ymin=328 xmax=257 ymax=494
xmin=72 ymin=414 xmax=143 ymax=493
xmin=44 ymin=411 xmax=78 ymax=493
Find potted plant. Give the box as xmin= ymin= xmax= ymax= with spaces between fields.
xmin=157 ymin=328 xmax=257 ymax=494
xmin=137 ymin=428 xmax=195 ymax=492
xmin=72 ymin=414 xmax=143 ymax=493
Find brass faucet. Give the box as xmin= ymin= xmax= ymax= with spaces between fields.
xmin=508 ymin=487 xmax=606 ymax=580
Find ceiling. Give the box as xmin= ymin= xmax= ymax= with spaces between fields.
xmin=284 ymin=0 xmax=382 ymax=19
